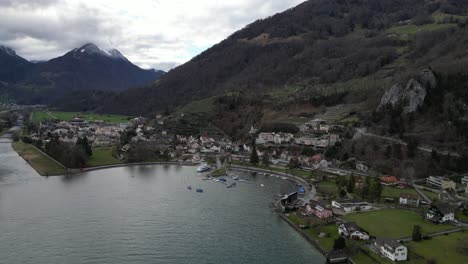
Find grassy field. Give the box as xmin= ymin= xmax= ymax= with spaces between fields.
xmin=316 ymin=180 xmax=339 ymax=196
xmin=387 ymin=23 xmax=456 ymax=40
xmin=432 ymin=12 xmax=468 ymax=23
xmin=287 ymin=214 xmax=307 ymax=226
xmin=408 ymin=231 xmax=468 ymax=264
xmin=342 ymin=209 xmax=454 ymax=239
xmin=382 ymin=186 xmax=439 ymax=200
xmin=307 ymin=224 xmax=340 ymax=251
xmin=31 ymin=111 xmax=131 ymax=124
xmin=12 ymin=141 xmax=67 ymax=176
xmin=86 ymin=148 xmax=122 ymax=167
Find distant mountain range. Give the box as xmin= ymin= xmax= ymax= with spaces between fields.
xmin=0 ymin=43 xmax=164 ymax=104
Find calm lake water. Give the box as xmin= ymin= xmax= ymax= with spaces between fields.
xmin=0 ymin=132 xmax=324 ymax=264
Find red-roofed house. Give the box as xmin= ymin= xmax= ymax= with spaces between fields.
xmin=380 ymin=176 xmax=399 ymax=185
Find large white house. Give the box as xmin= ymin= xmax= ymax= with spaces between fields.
xmin=426 ymin=176 xmax=456 ymax=190
xmin=332 ymin=199 xmax=372 ymax=213
xmin=338 ymin=222 xmax=369 ymax=240
xmin=374 ymin=238 xmax=408 ymax=262
xmin=426 ymin=202 xmax=455 ymax=223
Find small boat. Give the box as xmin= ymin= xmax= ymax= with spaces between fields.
xmin=218 ymin=178 xmax=227 ymax=182
xmin=231 ymin=175 xmax=239 ymax=180
xmin=226 ymin=182 xmax=237 ymax=188
xmin=196 ymin=163 xmax=211 ymax=173
xmin=196 ymin=188 xmax=204 ymax=193
xmin=187 ymin=186 xmax=192 ymax=190
xmin=260 ymin=184 xmax=265 ymax=187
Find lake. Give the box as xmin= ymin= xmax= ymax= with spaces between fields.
xmin=0 ymin=131 xmax=324 ymax=264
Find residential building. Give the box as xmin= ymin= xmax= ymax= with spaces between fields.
xmin=374 ymin=238 xmax=408 ymax=262
xmin=462 ymin=175 xmax=468 ymax=187
xmin=399 ymin=193 xmax=420 ymax=207
xmin=462 ymin=176 xmax=468 ymax=194
xmin=306 ymin=200 xmax=333 ymax=219
xmin=338 ymin=222 xmax=370 ymax=240
xmin=380 ymin=175 xmax=399 ymax=185
xmin=332 ymin=199 xmax=372 ymax=213
xmin=426 ymin=176 xmax=456 ymax=190
xmin=426 ymin=202 xmax=455 ymax=223
xmin=355 ymin=161 xmax=369 ymax=172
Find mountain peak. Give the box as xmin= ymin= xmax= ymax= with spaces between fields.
xmin=73 ymin=43 xmax=127 ymax=61
xmin=0 ymin=45 xmax=17 ymax=57
xmin=76 ymin=43 xmax=107 ymax=56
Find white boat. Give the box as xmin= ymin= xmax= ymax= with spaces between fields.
xmin=196 ymin=164 xmax=210 ymax=173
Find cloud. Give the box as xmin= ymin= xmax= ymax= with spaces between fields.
xmin=0 ymin=0 xmax=304 ymax=71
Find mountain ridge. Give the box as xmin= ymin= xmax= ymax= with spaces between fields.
xmin=0 ymin=43 xmax=164 ymax=104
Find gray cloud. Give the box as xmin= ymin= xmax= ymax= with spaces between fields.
xmin=0 ymin=0 xmax=304 ymax=71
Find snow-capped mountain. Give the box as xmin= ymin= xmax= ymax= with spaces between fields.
xmin=0 ymin=43 xmax=165 ymax=105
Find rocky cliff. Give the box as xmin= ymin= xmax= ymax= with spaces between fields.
xmin=378 ymin=68 xmax=437 ymax=113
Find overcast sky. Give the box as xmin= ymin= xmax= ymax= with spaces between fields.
xmin=0 ymin=0 xmax=304 ymax=71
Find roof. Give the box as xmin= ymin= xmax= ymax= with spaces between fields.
xmin=341 ymin=222 xmax=361 ymax=232
xmin=380 ymin=175 xmax=399 ymax=183
xmin=400 ymin=193 xmax=419 ymax=200
xmin=375 ymin=238 xmax=404 ymax=253
xmin=310 ymin=154 xmax=322 ymax=161
xmin=432 ymin=202 xmax=455 ymax=214
xmin=326 ymin=250 xmax=348 ymax=263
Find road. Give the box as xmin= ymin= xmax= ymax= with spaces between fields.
xmin=355 ymin=128 xmax=460 ymax=157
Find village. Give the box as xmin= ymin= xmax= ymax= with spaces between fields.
xmin=16 ymin=110 xmax=468 ymax=264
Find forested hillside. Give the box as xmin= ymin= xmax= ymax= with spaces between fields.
xmin=100 ymin=0 xmax=468 ymax=117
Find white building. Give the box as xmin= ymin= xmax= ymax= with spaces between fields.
xmin=332 ymin=200 xmax=372 ymax=213
xmin=426 ymin=202 xmax=455 ymax=223
xmin=399 ymin=193 xmax=420 ymax=207
xmin=375 ymin=238 xmax=407 ymax=262
xmin=338 ymin=222 xmax=369 ymax=240
xmin=426 ymin=176 xmax=456 ymax=190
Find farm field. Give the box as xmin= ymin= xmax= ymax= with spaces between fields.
xmin=342 ymin=209 xmax=454 ymax=239
xmin=407 ymin=231 xmax=468 ymax=264
xmin=316 ymin=180 xmax=339 ymax=196
xmin=31 ymin=111 xmax=131 ymax=124
xmin=387 ymin=23 xmax=456 ymax=40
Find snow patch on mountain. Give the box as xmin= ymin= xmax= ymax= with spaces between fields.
xmin=74 ymin=43 xmax=128 ymax=61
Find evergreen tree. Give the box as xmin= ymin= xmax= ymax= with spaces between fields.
xmin=250 ymin=146 xmax=259 ymax=165
xmin=412 ymin=225 xmax=422 ymax=241
xmin=262 ymin=153 xmax=271 ymax=166
xmin=346 ymin=174 xmax=355 ymax=193
xmin=333 ymin=236 xmax=346 ymax=250
xmin=371 ymin=177 xmax=383 ymax=201
xmin=339 ymin=188 xmax=347 ymax=197
xmin=361 ymin=177 xmax=371 ymax=199
xmin=76 ymin=136 xmax=92 ymax=157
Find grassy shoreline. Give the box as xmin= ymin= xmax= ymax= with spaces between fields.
xmin=12 ymin=141 xmax=67 ymax=176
